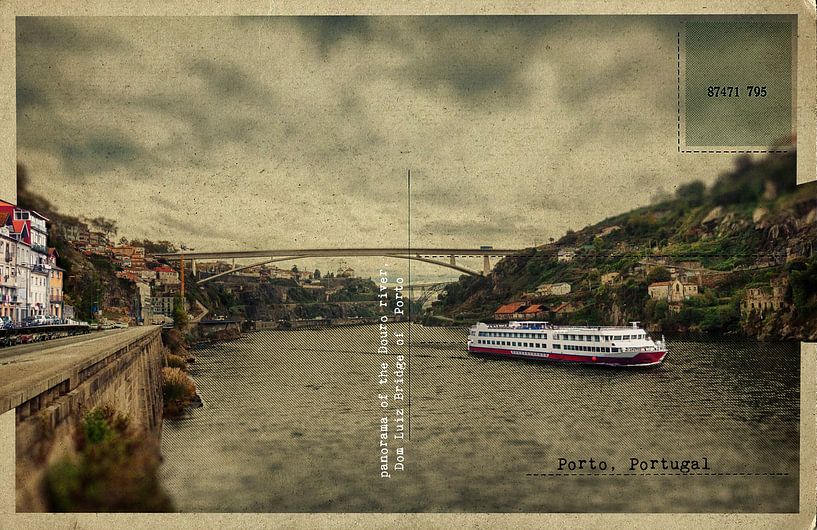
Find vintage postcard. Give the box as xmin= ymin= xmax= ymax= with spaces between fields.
xmin=0 ymin=2 xmax=815 ymax=529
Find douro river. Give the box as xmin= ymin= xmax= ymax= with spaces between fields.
xmin=160 ymin=323 xmax=798 ymax=512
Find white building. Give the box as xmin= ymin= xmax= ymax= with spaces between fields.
xmin=134 ymin=280 xmax=152 ymax=324
xmin=151 ymin=295 xmax=176 ymax=317
xmin=536 ymin=282 xmax=572 ymax=296
xmin=1 ymin=203 xmax=51 ymax=321
xmin=29 ymin=266 xmax=49 ymax=317
xmin=648 ymin=279 xmax=699 ymax=303
xmin=154 ymin=266 xmax=180 ymax=285
xmin=0 ymin=227 xmax=16 ymax=320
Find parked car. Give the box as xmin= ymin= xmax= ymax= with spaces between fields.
xmin=0 ymin=316 xmax=13 ymax=329
xmin=31 ymin=315 xmax=49 ymax=326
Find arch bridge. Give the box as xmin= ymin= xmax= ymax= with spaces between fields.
xmin=154 ymin=247 xmax=521 ymax=285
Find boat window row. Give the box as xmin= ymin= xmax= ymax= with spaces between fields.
xmin=553 ymin=333 xmax=646 ymax=341
xmin=475 ymin=339 xmax=618 ymax=353
xmin=478 ymin=331 xmax=547 ymax=339
xmin=562 ymin=344 xmax=619 ymax=353
xmin=476 ymin=339 xmax=544 ymax=348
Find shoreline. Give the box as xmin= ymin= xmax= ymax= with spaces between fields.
xmin=191 ymin=320 xmax=805 ymax=345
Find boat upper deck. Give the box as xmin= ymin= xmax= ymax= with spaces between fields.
xmin=475 ymin=321 xmax=648 ymax=332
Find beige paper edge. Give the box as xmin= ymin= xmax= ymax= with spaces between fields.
xmin=0 ymin=1 xmax=814 ymax=528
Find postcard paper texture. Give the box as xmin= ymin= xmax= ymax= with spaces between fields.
xmin=0 ymin=3 xmax=815 ymax=529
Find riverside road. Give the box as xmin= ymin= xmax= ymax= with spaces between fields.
xmin=0 ymin=327 xmax=156 ymax=414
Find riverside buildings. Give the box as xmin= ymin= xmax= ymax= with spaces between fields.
xmin=0 ymin=200 xmax=63 ymax=322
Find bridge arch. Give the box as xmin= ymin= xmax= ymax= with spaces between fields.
xmin=194 ymin=253 xmax=482 ymax=284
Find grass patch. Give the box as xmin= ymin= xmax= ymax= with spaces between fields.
xmin=162 ymin=367 xmax=197 ymax=418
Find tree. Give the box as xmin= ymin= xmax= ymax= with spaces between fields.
xmin=90 ymin=217 xmax=118 ymax=238
xmin=131 ymin=240 xmax=177 ymax=254
xmin=172 ymin=296 xmax=188 ymax=329
xmin=646 ymin=266 xmax=671 ymax=284
xmin=314 ymin=269 xmax=321 ymax=279
xmin=561 ymin=230 xmax=579 ymax=245
xmin=291 ymin=265 xmax=299 ymax=273
xmin=675 ymin=180 xmax=706 ymax=206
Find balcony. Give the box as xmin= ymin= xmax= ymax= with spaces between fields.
xmin=50 ymin=295 xmax=63 ymax=303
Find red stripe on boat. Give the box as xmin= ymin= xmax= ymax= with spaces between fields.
xmin=467 ymin=345 xmax=666 ymax=366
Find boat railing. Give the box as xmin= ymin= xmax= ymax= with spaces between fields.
xmin=484 ymin=321 xmax=556 ymax=330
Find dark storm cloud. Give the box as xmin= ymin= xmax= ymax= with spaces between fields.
xmin=188 ymin=58 xmax=274 ymax=104
xmin=239 ymin=16 xmax=669 ymax=112
xmin=293 ymin=16 xmax=374 ymax=56
xmin=16 ymin=17 xmax=142 ymax=176
xmin=159 ymin=209 xmax=242 ymax=241
xmin=16 ymin=79 xmax=49 ymax=111
xmin=137 ymin=92 xmax=270 ymax=152
xmin=418 ymin=210 xmax=529 ymax=239
xmin=551 ymin=18 xmax=678 ymax=110
xmin=16 ymin=16 xmax=129 ymax=52
xmin=242 ymin=16 xmax=555 ymax=108
xmin=59 ymin=133 xmax=149 ymax=176
xmin=389 ymin=17 xmax=555 ymax=108
xmin=16 ymin=15 xmax=721 ymax=256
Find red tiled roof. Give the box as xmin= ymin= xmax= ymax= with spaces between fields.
xmin=553 ymin=302 xmax=570 ymax=313
xmin=154 ymin=266 xmax=175 ymax=273
xmin=649 ymin=281 xmax=671 ymax=287
xmin=521 ymin=304 xmax=544 ymax=314
xmin=495 ymin=302 xmax=527 ymax=314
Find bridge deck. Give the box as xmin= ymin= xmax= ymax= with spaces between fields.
xmin=156 ymin=247 xmax=521 ymax=260
xmin=0 ymin=327 xmax=159 ymax=414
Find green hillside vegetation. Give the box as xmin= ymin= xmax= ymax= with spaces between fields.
xmin=432 ymin=151 xmax=817 ymax=340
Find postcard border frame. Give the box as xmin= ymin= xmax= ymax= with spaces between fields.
xmin=0 ymin=1 xmax=815 ymax=528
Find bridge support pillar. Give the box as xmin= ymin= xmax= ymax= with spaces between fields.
xmin=449 ymin=256 xmax=457 ymax=266
xmin=483 ymin=255 xmax=491 ymax=275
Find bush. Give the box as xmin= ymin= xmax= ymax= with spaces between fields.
xmin=646 ymin=266 xmax=671 ymax=283
xmin=164 ymin=353 xmax=187 ymax=370
xmin=44 ymin=406 xmax=173 ymax=512
xmin=162 ymin=328 xmax=189 ymax=355
xmin=162 ymin=367 xmax=197 ymax=417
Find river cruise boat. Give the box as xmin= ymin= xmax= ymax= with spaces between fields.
xmin=468 ymin=321 xmax=667 ymax=367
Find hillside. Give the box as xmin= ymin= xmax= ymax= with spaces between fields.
xmin=432 ymin=150 xmax=817 ymax=340
xmin=17 ymin=165 xmax=394 ymax=324
xmin=16 ymin=165 xmax=137 ymax=322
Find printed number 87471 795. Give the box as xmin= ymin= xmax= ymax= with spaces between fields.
xmin=706 ymin=86 xmax=767 ymax=97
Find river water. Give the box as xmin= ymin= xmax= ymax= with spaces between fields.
xmin=159 ymin=324 xmax=799 ymax=512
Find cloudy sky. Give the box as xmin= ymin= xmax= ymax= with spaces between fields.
xmin=16 ymin=16 xmax=741 ymax=279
